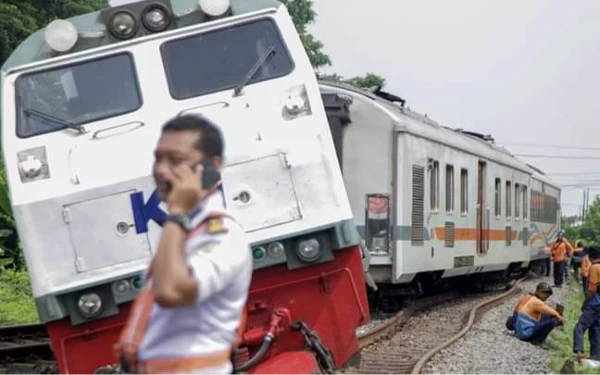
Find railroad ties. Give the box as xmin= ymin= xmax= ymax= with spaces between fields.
xmin=0 ymin=323 xmax=58 ymax=374
xmin=349 ymin=277 xmax=529 ymax=374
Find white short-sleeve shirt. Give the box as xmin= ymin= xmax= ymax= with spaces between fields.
xmin=138 ymin=192 xmax=252 ymax=374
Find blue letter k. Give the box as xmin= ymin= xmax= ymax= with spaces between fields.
xmin=130 ymin=190 xmax=168 ymax=234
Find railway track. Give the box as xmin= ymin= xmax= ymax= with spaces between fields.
xmin=349 ymin=276 xmax=530 ymax=374
xmin=0 ymin=323 xmax=58 ymax=374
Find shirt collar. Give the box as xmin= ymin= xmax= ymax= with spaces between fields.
xmin=188 ymin=187 xmax=226 ymax=226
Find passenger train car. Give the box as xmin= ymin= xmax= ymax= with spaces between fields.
xmin=319 ymin=81 xmax=561 ymax=306
xmin=0 ymin=0 xmax=369 ymax=373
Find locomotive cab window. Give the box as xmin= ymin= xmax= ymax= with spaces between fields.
xmin=16 ymin=53 xmax=141 ymax=138
xmin=161 ymin=19 xmax=294 ymax=100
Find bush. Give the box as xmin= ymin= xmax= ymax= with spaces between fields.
xmin=0 ymin=270 xmax=39 ymax=324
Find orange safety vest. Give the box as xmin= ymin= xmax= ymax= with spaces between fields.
xmin=114 ymin=212 xmax=248 ymax=374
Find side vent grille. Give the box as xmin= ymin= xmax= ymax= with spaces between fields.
xmin=412 ymin=165 xmax=425 ymax=246
xmin=506 ymin=225 xmax=512 ymax=246
xmin=445 ymin=221 xmax=455 ymax=248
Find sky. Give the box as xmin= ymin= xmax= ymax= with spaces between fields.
xmin=308 ymin=0 xmax=600 ymax=217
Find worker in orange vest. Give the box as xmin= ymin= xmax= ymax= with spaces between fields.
xmin=550 ymin=230 xmax=574 ymax=287
xmin=512 ymin=282 xmax=563 ymax=344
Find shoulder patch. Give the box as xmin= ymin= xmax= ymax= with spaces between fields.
xmin=207 ymin=217 xmax=228 ymax=234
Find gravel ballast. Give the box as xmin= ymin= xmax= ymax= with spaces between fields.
xmin=423 ymin=276 xmax=574 ymax=374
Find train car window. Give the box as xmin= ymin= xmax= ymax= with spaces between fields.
xmin=506 ymin=181 xmax=512 ymax=218
xmin=494 ymin=178 xmax=501 ymax=217
xmin=523 ymin=186 xmax=528 ymax=220
xmin=445 ymin=165 xmax=454 ymax=214
xmin=460 ymin=168 xmax=468 ymax=215
xmin=515 ymin=183 xmax=521 ymax=219
xmin=16 ymin=53 xmax=141 ymax=138
xmin=161 ymin=19 xmax=294 ymax=100
xmin=430 ymin=160 xmax=439 ymax=212
xmin=365 ymin=194 xmax=390 ymax=253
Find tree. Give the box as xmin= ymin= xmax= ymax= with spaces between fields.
xmin=280 ymin=0 xmax=331 ymax=70
xmin=320 ymin=72 xmax=387 ymax=89
xmin=0 ymin=0 xmax=107 ymax=64
xmin=564 ymin=195 xmax=600 ymax=245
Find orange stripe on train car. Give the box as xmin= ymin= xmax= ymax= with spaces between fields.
xmin=434 ymin=227 xmax=517 ymax=241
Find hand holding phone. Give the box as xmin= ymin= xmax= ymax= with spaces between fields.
xmin=164 ymin=159 xmax=221 ymax=214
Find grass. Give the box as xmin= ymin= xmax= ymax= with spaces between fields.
xmin=546 ymin=278 xmax=600 ymax=374
xmin=0 ymin=270 xmax=39 ymax=325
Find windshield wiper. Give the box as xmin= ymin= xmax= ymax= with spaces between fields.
xmin=23 ymin=108 xmax=86 ymax=135
xmin=233 ymin=45 xmax=276 ymax=97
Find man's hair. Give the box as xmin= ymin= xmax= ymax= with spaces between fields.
xmin=162 ymin=114 xmax=224 ymax=158
xmin=577 ymin=240 xmax=584 ymax=248
xmin=588 ymin=246 xmax=600 ymax=261
xmin=536 ymin=282 xmax=553 ymax=295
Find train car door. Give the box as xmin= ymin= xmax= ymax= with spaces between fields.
xmin=477 ymin=161 xmax=489 ymax=254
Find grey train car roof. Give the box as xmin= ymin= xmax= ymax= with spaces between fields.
xmin=2 ymin=0 xmax=283 ymax=73
xmin=319 ymin=80 xmax=534 ymax=174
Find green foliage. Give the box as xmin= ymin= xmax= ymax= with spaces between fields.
xmin=0 ymin=0 xmax=108 ymax=64
xmin=0 ymin=269 xmax=38 ymax=324
xmin=280 ymin=0 xmax=331 ymax=70
xmin=547 ymin=280 xmax=600 ymax=374
xmin=564 ymin=196 xmax=600 ymax=246
xmin=320 ymin=72 xmax=387 ymax=89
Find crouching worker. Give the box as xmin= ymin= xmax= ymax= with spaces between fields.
xmin=574 ymin=246 xmax=600 ymax=362
xmin=512 ymin=282 xmax=563 ymax=344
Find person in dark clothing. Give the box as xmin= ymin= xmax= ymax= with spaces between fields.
xmin=572 ymin=241 xmax=586 ymax=283
xmin=574 ymin=246 xmax=600 ymax=362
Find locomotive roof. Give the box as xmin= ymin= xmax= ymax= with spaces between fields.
xmin=1 ymin=0 xmax=282 ymax=73
xmin=319 ymin=80 xmax=536 ymax=175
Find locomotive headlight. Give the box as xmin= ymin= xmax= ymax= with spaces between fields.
xmin=142 ymin=4 xmax=172 ymax=32
xmin=267 ymin=242 xmax=285 ymax=258
xmin=112 ymin=280 xmax=130 ymax=296
xmin=108 ymin=11 xmax=137 ymax=39
xmin=296 ymin=238 xmax=321 ymax=262
xmin=44 ymin=19 xmax=79 ymax=52
xmin=77 ymin=293 xmax=103 ymax=318
xmin=199 ymin=0 xmax=231 ymax=17
xmin=17 ymin=147 xmax=50 ymax=183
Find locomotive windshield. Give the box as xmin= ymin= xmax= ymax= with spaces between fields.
xmin=161 ymin=18 xmax=294 ymax=100
xmin=16 ymin=53 xmax=141 ymax=138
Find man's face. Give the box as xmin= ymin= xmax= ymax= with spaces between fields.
xmin=153 ymin=131 xmax=203 ymax=201
xmin=558 ymin=233 xmax=564 ymax=241
xmin=538 ymin=291 xmax=551 ymax=301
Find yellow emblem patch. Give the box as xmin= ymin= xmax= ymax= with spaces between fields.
xmin=207 ymin=218 xmax=228 ymax=234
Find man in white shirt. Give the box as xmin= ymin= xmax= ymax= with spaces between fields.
xmin=115 ymin=114 xmax=252 ymax=374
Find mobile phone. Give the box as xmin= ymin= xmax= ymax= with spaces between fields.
xmin=165 ymin=160 xmax=221 ymax=194
xmin=198 ymin=159 xmax=221 ymax=189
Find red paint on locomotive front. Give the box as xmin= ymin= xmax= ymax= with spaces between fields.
xmin=242 ymin=245 xmax=370 ymax=373
xmin=46 ymin=303 xmax=132 ymax=374
xmin=45 ymin=245 xmax=369 ymax=374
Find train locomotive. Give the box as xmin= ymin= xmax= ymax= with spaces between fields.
xmin=319 ymin=80 xmax=561 ymax=309
xmin=0 ymin=0 xmax=369 ymax=373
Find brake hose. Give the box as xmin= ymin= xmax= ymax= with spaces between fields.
xmin=234 ymin=334 xmax=274 ymax=373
